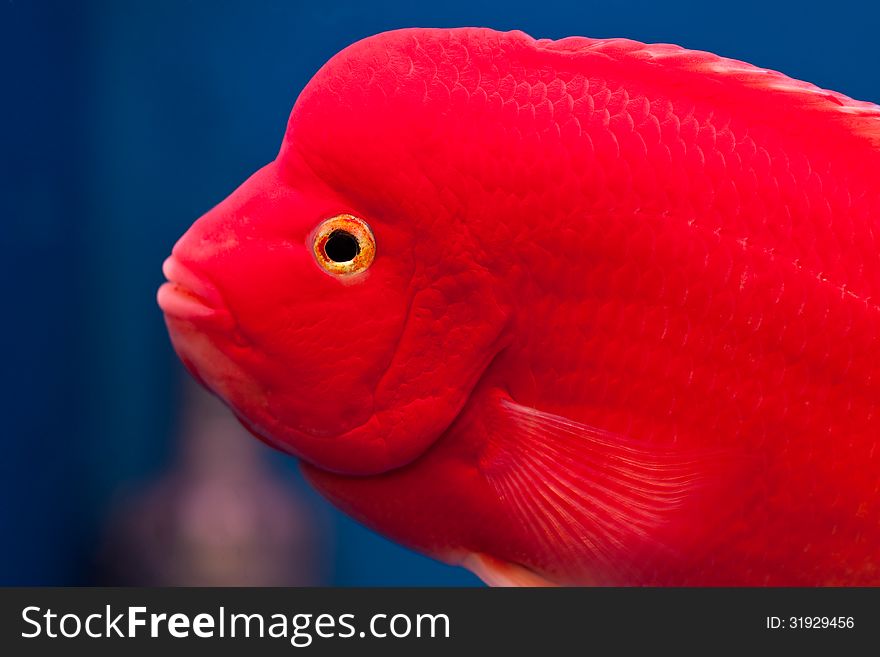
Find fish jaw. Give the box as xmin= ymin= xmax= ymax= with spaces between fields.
xmin=158 ymin=253 xmax=251 ymax=400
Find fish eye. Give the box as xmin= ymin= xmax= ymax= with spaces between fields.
xmin=312 ymin=214 xmax=376 ymax=275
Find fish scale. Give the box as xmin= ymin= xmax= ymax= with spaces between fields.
xmin=160 ymin=28 xmax=880 ymax=584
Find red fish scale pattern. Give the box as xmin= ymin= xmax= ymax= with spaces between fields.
xmin=287 ymin=29 xmax=880 ymax=583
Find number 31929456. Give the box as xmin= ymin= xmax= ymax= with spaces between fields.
xmin=766 ymin=616 xmax=855 ymax=629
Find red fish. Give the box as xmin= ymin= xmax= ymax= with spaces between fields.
xmin=158 ymin=28 xmax=880 ymax=585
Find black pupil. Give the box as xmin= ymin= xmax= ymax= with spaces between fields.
xmin=324 ymin=230 xmax=360 ymax=263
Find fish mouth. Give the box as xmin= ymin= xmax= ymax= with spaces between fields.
xmin=157 ymin=255 xmax=235 ymax=330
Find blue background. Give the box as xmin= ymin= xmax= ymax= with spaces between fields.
xmin=1 ymin=0 xmax=877 ymax=585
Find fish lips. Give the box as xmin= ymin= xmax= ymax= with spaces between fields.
xmin=157 ymin=255 xmax=235 ymax=332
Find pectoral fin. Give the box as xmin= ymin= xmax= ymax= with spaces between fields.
xmin=472 ymin=391 xmax=732 ymax=584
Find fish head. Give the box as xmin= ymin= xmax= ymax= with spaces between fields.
xmin=158 ymin=31 xmax=512 ymax=475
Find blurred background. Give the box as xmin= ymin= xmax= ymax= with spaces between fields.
xmin=1 ymin=0 xmax=876 ymax=585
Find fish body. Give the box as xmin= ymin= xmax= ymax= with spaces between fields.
xmin=158 ymin=28 xmax=880 ymax=585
